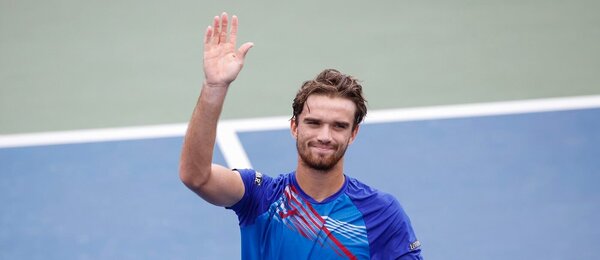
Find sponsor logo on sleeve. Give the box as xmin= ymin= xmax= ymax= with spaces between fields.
xmin=254 ymin=171 xmax=263 ymax=186
xmin=409 ymin=240 xmax=421 ymax=251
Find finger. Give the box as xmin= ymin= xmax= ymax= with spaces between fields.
xmin=204 ymin=26 xmax=212 ymax=45
xmin=211 ymin=16 xmax=219 ymax=44
xmin=237 ymin=42 xmax=254 ymax=59
xmin=219 ymin=12 xmax=228 ymax=44
xmin=229 ymin=15 xmax=238 ymax=46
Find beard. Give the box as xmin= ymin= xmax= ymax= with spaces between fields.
xmin=296 ymin=139 xmax=349 ymax=171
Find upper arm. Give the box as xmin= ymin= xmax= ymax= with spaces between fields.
xmin=358 ymin=193 xmax=422 ymax=259
xmin=181 ymin=163 xmax=245 ymax=207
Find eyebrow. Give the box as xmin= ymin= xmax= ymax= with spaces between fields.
xmin=303 ymin=117 xmax=351 ymax=127
xmin=335 ymin=121 xmax=351 ymax=128
xmin=303 ymin=117 xmax=321 ymax=123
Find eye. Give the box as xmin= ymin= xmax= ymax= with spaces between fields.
xmin=334 ymin=123 xmax=349 ymax=129
xmin=305 ymin=120 xmax=320 ymax=126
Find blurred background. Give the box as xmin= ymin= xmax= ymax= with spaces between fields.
xmin=2 ymin=0 xmax=599 ymax=134
xmin=1 ymin=1 xmax=600 ymax=259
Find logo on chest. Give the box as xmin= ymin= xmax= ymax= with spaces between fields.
xmin=269 ymin=185 xmax=368 ymax=259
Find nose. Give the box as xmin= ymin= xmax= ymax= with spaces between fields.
xmin=317 ymin=125 xmax=332 ymax=144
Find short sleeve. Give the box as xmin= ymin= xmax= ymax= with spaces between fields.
xmin=226 ymin=168 xmax=274 ymax=227
xmin=369 ymin=195 xmax=422 ymax=259
xmin=377 ymin=197 xmax=422 ymax=259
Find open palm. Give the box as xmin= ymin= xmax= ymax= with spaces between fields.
xmin=203 ymin=13 xmax=253 ymax=87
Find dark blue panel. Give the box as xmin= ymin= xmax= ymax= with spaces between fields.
xmin=0 ymin=137 xmax=239 ymax=259
xmin=238 ymin=129 xmax=297 ymax=175
xmin=3 ymin=108 xmax=599 ymax=259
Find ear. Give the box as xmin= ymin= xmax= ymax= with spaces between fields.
xmin=290 ymin=117 xmax=298 ymax=139
xmin=348 ymin=124 xmax=360 ymax=145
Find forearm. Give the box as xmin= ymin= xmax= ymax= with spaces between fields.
xmin=179 ymin=83 xmax=228 ymax=188
xmin=180 ymin=12 xmax=251 ymax=204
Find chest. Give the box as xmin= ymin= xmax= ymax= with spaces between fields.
xmin=250 ymin=189 xmax=370 ymax=259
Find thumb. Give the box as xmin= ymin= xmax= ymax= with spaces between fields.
xmin=238 ymin=42 xmax=254 ymax=59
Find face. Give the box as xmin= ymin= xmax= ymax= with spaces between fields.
xmin=291 ymin=95 xmax=359 ymax=171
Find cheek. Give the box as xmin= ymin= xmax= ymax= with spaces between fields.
xmin=336 ymin=130 xmax=354 ymax=141
xmin=296 ymin=127 xmax=313 ymax=140
xmin=294 ymin=130 xmax=307 ymax=144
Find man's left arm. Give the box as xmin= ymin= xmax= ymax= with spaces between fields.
xmin=369 ymin=195 xmax=423 ymax=259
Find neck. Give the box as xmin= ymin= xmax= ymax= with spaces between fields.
xmin=295 ymin=160 xmax=345 ymax=202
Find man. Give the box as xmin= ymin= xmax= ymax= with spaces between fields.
xmin=180 ymin=12 xmax=423 ymax=259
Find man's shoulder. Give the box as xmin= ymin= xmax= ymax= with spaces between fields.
xmin=345 ymin=176 xmax=397 ymax=204
xmin=227 ymin=169 xmax=293 ymax=225
xmin=344 ymin=176 xmax=421 ymax=258
xmin=344 ymin=176 xmax=409 ymax=223
xmin=234 ymin=168 xmax=293 ymax=188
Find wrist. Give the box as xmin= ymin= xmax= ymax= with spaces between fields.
xmin=201 ymin=82 xmax=228 ymax=102
xmin=204 ymin=80 xmax=231 ymax=89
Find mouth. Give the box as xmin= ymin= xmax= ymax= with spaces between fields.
xmin=309 ymin=143 xmax=336 ymax=153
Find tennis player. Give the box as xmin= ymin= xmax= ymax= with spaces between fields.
xmin=180 ymin=12 xmax=423 ymax=260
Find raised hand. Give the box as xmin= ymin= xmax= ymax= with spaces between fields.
xmin=180 ymin=12 xmax=251 ymax=208
xmin=203 ymin=12 xmax=254 ymax=88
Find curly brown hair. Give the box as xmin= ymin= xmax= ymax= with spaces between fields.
xmin=291 ymin=69 xmax=367 ymax=129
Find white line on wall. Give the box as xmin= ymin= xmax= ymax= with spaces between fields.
xmin=2 ymin=95 xmax=600 ymax=168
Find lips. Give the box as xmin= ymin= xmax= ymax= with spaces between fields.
xmin=309 ymin=142 xmax=336 ymax=153
xmin=313 ymin=147 xmax=333 ymax=152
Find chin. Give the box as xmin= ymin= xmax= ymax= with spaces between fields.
xmin=303 ymin=156 xmax=339 ymax=172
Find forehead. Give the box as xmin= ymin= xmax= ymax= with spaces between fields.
xmin=300 ymin=94 xmax=356 ymax=121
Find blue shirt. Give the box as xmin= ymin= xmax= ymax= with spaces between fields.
xmin=227 ymin=169 xmax=423 ymax=259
